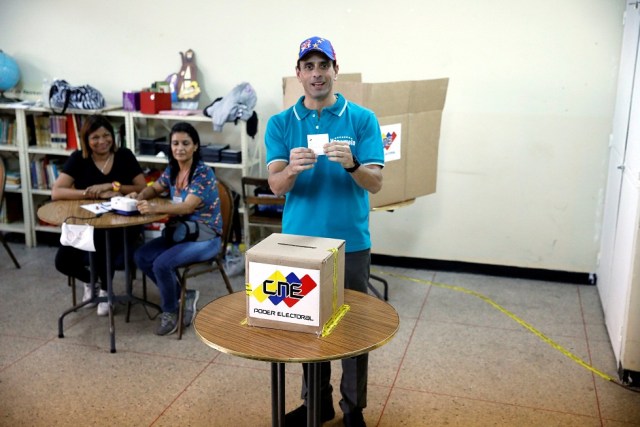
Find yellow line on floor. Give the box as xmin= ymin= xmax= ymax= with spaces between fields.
xmin=371 ymin=269 xmax=617 ymax=383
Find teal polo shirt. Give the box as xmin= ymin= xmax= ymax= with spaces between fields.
xmin=265 ymin=93 xmax=384 ymax=252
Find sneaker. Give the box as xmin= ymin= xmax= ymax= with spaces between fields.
xmin=96 ymin=290 xmax=109 ymax=316
xmin=82 ymin=282 xmax=97 ymax=308
xmin=155 ymin=312 xmax=178 ymax=336
xmin=285 ymin=399 xmax=335 ymax=426
xmin=343 ymin=410 xmax=366 ymax=427
xmin=182 ymin=289 xmax=200 ymax=327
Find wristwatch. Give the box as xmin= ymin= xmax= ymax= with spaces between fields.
xmin=112 ymin=181 xmax=121 ymax=192
xmin=344 ymin=155 xmax=360 ymax=173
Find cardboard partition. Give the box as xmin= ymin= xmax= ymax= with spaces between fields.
xmin=282 ymin=74 xmax=448 ymax=208
xmin=245 ymin=233 xmax=345 ymax=335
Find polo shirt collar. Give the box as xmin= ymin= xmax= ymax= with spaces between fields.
xmin=293 ymin=93 xmax=348 ymax=120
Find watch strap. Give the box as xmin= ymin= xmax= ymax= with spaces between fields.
xmin=344 ymin=156 xmax=360 ymax=173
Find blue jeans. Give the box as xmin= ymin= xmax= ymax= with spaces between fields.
xmin=134 ymin=236 xmax=221 ymax=313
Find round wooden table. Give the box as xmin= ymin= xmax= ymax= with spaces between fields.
xmin=38 ymin=198 xmax=168 ymax=353
xmin=37 ymin=198 xmax=168 ymax=228
xmin=194 ymin=289 xmax=400 ymax=427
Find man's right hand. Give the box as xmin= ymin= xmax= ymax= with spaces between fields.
xmin=288 ymin=147 xmax=317 ymax=174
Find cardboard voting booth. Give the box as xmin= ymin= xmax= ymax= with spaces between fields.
xmin=282 ymin=74 xmax=449 ymax=208
xmin=245 ymin=233 xmax=346 ymax=335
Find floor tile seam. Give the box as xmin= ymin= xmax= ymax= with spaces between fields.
xmin=391 ymin=272 xmax=588 ymax=327
xmin=606 ymin=419 xmax=640 ymax=427
xmin=55 ymin=310 xmax=104 ymax=333
xmin=424 ymin=318 xmax=589 ymax=340
xmin=375 ymin=311 xmax=422 ymax=427
xmin=50 ymin=338 xmax=168 ymax=360
xmin=416 ymin=277 xmax=434 ymax=321
xmin=583 ymin=337 xmax=618 ymax=345
xmin=110 ymin=348 xmax=215 ymax=364
xmin=423 ymin=297 xmax=588 ymax=320
xmin=597 ymin=412 xmax=640 ymax=425
xmin=577 ymin=287 xmax=607 ymax=424
xmin=423 ymin=318 xmax=609 ymax=372
xmin=45 ymin=338 xmax=214 ymax=364
xmin=210 ymin=359 xmax=272 ymax=373
xmin=395 ymin=314 xmax=421 ymax=322
xmin=407 ymin=270 xmax=586 ymax=294
xmin=388 ymin=384 xmax=602 ymax=419
xmin=148 ymin=362 xmax=211 ymax=427
xmin=577 ymin=287 xmax=595 ymax=362
xmin=0 ymin=335 xmax=54 ymax=373
xmin=581 ymin=321 xmax=610 ymax=326
xmin=0 ymin=332 xmax=54 ymax=342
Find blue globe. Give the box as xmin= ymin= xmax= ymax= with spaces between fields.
xmin=0 ymin=50 xmax=20 ymax=93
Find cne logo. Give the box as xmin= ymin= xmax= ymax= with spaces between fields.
xmin=382 ymin=131 xmax=397 ymax=150
xmin=249 ymin=269 xmax=317 ymax=308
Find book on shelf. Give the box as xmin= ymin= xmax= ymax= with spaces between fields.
xmin=66 ymin=114 xmax=79 ymax=150
xmin=30 ymin=157 xmax=64 ymax=190
xmin=25 ymin=115 xmax=36 ymax=146
xmin=0 ymin=116 xmax=17 ymax=145
xmin=45 ymin=159 xmax=63 ymax=188
xmin=5 ymin=170 xmax=21 ymax=190
xmin=49 ymin=115 xmax=68 ymax=150
xmin=34 ymin=115 xmax=52 ymax=147
xmin=30 ymin=160 xmax=45 ymax=190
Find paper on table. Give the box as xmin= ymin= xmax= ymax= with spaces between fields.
xmin=81 ymin=202 xmax=112 ymax=215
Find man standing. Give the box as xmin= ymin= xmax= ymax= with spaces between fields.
xmin=265 ymin=36 xmax=384 ymax=427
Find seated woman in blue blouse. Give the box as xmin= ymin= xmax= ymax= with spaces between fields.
xmin=131 ymin=122 xmax=222 ymax=336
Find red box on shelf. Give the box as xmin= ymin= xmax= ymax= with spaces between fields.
xmin=140 ymin=92 xmax=171 ymax=114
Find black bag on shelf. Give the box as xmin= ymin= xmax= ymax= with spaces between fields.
xmin=49 ymin=79 xmax=106 ymax=114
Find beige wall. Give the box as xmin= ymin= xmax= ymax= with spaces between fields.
xmin=1 ymin=0 xmax=626 ymax=273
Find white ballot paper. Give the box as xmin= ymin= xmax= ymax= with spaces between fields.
xmin=307 ymin=133 xmax=329 ymax=155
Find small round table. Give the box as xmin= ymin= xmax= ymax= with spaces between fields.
xmin=38 ymin=198 xmax=168 ymax=353
xmin=194 ymin=289 xmax=400 ymax=427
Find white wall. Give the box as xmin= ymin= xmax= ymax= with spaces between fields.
xmin=1 ymin=0 xmax=625 ymax=273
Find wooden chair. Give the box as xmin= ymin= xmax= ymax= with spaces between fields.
xmin=175 ymin=178 xmax=235 ymax=339
xmin=0 ymin=156 xmax=20 ymax=269
xmin=241 ymin=176 xmax=285 ymax=248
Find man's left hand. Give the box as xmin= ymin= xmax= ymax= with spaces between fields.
xmin=324 ymin=142 xmax=356 ymax=168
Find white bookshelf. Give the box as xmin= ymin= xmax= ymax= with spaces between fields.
xmin=0 ymin=105 xmax=261 ymax=247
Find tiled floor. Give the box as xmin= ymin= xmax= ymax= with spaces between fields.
xmin=1 ymin=241 xmax=639 ymax=426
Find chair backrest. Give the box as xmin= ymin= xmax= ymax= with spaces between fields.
xmin=217 ymin=179 xmax=234 ymax=258
xmin=241 ymin=176 xmax=286 ymax=212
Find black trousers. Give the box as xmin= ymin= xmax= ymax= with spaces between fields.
xmin=300 ymin=249 xmax=370 ymax=414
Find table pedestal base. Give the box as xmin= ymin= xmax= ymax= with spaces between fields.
xmin=269 ymin=362 xmax=323 ymax=427
xmin=57 ymin=228 xmax=161 ymax=353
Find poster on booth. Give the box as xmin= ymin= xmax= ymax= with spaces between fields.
xmin=380 ymin=123 xmax=402 ymax=162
